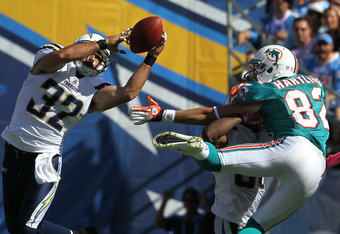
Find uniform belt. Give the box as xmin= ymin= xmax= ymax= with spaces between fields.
xmin=5 ymin=142 xmax=39 ymax=159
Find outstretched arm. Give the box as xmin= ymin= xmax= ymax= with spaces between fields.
xmin=32 ymin=31 xmax=128 ymax=75
xmin=174 ymin=102 xmax=261 ymax=125
xmin=89 ymin=31 xmax=167 ymax=113
xmin=130 ymin=96 xmax=263 ymax=125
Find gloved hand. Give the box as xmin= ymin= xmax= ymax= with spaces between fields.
xmin=129 ymin=96 xmax=163 ymax=125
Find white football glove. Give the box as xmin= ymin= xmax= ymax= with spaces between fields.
xmin=129 ymin=96 xmax=163 ymax=125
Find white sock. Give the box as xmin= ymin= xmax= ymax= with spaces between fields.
xmin=194 ymin=143 xmax=210 ymax=160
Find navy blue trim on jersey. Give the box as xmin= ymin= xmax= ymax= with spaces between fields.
xmin=95 ymin=83 xmax=111 ymax=90
xmin=39 ymin=43 xmax=63 ymax=52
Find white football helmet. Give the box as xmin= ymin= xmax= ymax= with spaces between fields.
xmin=246 ymin=45 xmax=298 ymax=83
xmin=73 ymin=33 xmax=110 ymax=77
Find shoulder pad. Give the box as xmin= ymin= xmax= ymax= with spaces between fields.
xmin=39 ymin=43 xmax=63 ymax=52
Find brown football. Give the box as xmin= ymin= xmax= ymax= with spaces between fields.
xmin=129 ymin=16 xmax=163 ymax=53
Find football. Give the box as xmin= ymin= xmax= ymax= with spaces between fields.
xmin=129 ymin=16 xmax=163 ymax=53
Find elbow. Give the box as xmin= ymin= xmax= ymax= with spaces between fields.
xmin=120 ymin=88 xmax=139 ymax=103
xmin=120 ymin=92 xmax=136 ymax=104
xmin=201 ymin=124 xmax=229 ymax=148
xmin=201 ymin=126 xmax=213 ymax=142
xmin=202 ymin=126 xmax=221 ymax=145
xmin=58 ymin=52 xmax=74 ymax=63
xmin=126 ymin=91 xmax=138 ymax=102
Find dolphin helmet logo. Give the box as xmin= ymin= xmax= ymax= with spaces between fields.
xmin=264 ymin=48 xmax=283 ymax=65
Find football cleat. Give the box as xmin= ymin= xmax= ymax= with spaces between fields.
xmin=152 ymin=131 xmax=204 ymax=155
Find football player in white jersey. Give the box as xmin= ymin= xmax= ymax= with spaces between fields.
xmin=202 ymin=113 xmax=272 ymax=234
xmin=1 ymin=30 xmax=166 ymax=234
xmin=199 ymin=86 xmax=272 ymax=234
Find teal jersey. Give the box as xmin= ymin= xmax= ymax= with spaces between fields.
xmin=234 ymin=75 xmax=329 ymax=155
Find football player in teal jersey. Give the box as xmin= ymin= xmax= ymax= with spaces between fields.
xmin=130 ymin=45 xmax=329 ymax=234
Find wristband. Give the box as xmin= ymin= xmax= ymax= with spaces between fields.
xmin=96 ymin=40 xmax=107 ymax=50
xmin=143 ymin=55 xmax=157 ymax=67
xmin=154 ymin=109 xmax=164 ymax=122
xmin=162 ymin=109 xmax=176 ymax=123
xmin=213 ymin=106 xmax=220 ymax=119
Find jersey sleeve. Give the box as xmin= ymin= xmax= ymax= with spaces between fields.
xmin=32 ymin=43 xmax=64 ymax=67
xmin=234 ymin=82 xmax=278 ymax=104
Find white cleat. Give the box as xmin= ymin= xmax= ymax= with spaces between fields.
xmin=152 ymin=131 xmax=204 ymax=155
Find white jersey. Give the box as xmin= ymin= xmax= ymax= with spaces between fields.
xmin=1 ymin=43 xmax=110 ymax=154
xmin=211 ymin=124 xmax=272 ymax=228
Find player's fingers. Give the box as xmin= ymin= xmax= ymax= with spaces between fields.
xmin=130 ymin=107 xmax=146 ymax=111
xmin=134 ymin=120 xmax=146 ymax=125
xmin=147 ymin=96 xmax=159 ymax=107
xmin=120 ymin=27 xmax=132 ymax=36
xmin=161 ymin=31 xmax=167 ymax=44
xmin=120 ymin=27 xmax=132 ymax=44
xmin=130 ymin=111 xmax=150 ymax=117
xmin=156 ymin=30 xmax=167 ymax=45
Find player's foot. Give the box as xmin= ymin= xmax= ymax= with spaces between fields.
xmin=152 ymin=131 xmax=205 ymax=156
xmin=73 ymin=227 xmax=98 ymax=234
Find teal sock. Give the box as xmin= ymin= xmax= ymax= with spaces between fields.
xmin=195 ymin=142 xmax=221 ymax=172
xmin=239 ymin=217 xmax=265 ymax=234
xmin=238 ymin=228 xmax=262 ymax=234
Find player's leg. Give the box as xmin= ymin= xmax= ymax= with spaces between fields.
xmin=153 ymin=132 xmax=289 ymax=175
xmin=16 ymin=155 xmax=72 ymax=234
xmin=239 ymin=137 xmax=325 ymax=233
xmin=153 ymin=132 xmax=221 ymax=171
xmin=154 ymin=132 xmax=326 ymax=233
xmin=16 ymin=155 xmax=97 ymax=234
xmin=248 ymin=138 xmax=326 ymax=232
xmin=2 ymin=144 xmax=25 ymax=234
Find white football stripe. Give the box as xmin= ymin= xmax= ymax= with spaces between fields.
xmin=167 ymin=0 xmax=254 ymax=31
xmin=116 ymin=64 xmax=202 ymax=110
xmin=0 ymin=35 xmax=34 ymax=66
xmin=142 ymin=79 xmax=202 ymax=110
xmin=103 ymin=64 xmax=158 ymax=155
xmin=146 ymin=189 xmax=205 ymax=217
xmin=168 ymin=0 xmax=227 ymax=25
xmin=113 ymin=64 xmax=204 ymax=155
xmin=103 ymin=107 xmax=158 ymax=155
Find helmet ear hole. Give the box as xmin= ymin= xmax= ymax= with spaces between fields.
xmin=267 ymin=67 xmax=273 ymax=73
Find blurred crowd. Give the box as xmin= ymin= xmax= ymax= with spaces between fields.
xmin=236 ymin=0 xmax=340 ymax=156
